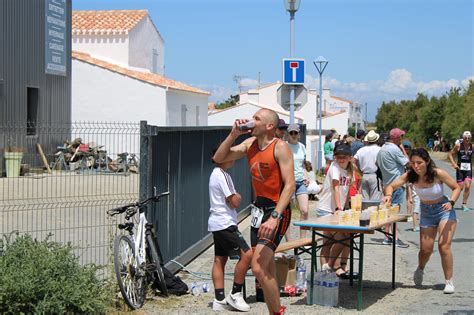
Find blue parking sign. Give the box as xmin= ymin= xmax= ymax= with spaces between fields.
xmin=283 ymin=59 xmax=305 ymax=85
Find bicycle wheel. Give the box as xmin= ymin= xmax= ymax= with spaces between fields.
xmin=114 ymin=235 xmax=147 ymax=309
xmin=147 ymin=235 xmax=168 ymax=296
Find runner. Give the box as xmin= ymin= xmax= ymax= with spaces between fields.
xmin=448 ymin=131 xmax=472 ymax=211
xmin=213 ymin=108 xmax=295 ymax=315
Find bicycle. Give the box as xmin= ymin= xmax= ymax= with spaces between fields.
xmin=107 ymin=192 xmax=170 ymax=309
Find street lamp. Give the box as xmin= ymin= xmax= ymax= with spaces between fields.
xmin=313 ymin=56 xmax=328 ymax=171
xmin=284 ymin=0 xmax=301 ymax=124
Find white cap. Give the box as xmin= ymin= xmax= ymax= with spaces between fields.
xmin=463 ymin=131 xmax=472 ymax=138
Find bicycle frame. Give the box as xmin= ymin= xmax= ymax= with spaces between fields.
xmin=134 ymin=211 xmax=148 ymax=266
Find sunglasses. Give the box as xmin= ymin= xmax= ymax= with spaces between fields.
xmin=289 ymin=131 xmax=299 ymax=135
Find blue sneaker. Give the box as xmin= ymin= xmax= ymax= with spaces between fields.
xmin=382 ymin=238 xmax=393 ymax=245
xmin=462 ymin=204 xmax=471 ymax=212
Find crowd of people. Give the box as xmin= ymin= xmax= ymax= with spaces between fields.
xmin=208 ymin=108 xmax=471 ymax=313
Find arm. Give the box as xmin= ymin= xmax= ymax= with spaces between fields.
xmin=213 ymin=119 xmax=254 ymax=163
xmin=436 ymin=168 xmax=461 ymax=211
xmin=407 ymin=184 xmax=413 ymax=204
xmin=258 ymin=141 xmax=295 ymax=237
xmin=332 ymin=179 xmax=343 ymax=211
xmin=383 ymin=173 xmax=409 ymax=204
xmin=226 ymin=192 xmax=242 ymax=209
xmin=448 ymin=144 xmax=460 ymax=170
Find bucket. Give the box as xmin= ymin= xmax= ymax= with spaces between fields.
xmin=4 ymin=152 xmax=23 ymax=177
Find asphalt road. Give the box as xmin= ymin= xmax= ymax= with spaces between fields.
xmin=400 ymin=156 xmax=474 ymax=313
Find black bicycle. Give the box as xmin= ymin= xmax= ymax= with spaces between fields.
xmin=107 ymin=192 xmax=169 ymax=309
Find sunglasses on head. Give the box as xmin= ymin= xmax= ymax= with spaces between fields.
xmin=289 ymin=131 xmax=299 ymax=135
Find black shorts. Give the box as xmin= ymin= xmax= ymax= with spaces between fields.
xmin=456 ymin=169 xmax=472 ymax=183
xmin=250 ymin=197 xmax=291 ymax=252
xmin=212 ymin=225 xmax=250 ymax=257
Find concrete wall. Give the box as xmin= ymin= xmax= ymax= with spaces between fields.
xmin=129 ymin=16 xmax=165 ymax=75
xmin=167 ymin=90 xmax=209 ymax=126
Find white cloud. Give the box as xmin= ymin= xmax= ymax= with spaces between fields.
xmin=195 ymin=84 xmax=236 ymax=103
xmin=240 ymin=78 xmax=259 ymax=87
xmin=380 ymin=69 xmax=414 ymax=93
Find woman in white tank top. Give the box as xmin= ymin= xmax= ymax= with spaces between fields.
xmin=383 ymin=148 xmax=461 ymax=294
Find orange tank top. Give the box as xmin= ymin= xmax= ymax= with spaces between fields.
xmin=247 ymin=138 xmax=283 ymax=203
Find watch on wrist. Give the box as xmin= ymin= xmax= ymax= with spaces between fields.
xmin=271 ymin=210 xmax=283 ymax=220
xmin=449 ymin=200 xmax=455 ymax=207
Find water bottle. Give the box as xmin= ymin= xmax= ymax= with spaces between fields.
xmin=296 ymin=258 xmax=307 ymax=292
xmin=201 ymin=282 xmax=210 ymax=293
xmin=191 ymin=282 xmax=200 ymax=296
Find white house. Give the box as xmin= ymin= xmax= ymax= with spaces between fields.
xmin=71 ymin=10 xmax=209 ymax=127
xmin=72 ymin=10 xmax=165 ymax=75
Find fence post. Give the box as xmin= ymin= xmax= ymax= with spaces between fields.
xmin=139 ymin=120 xmax=150 ymax=202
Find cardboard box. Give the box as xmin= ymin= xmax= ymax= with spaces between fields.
xmin=275 ymin=255 xmax=297 ymax=287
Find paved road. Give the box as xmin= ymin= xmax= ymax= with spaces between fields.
xmin=400 ymin=156 xmax=474 ymax=313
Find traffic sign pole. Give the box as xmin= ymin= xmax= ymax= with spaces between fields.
xmin=289 ymin=11 xmax=295 ymax=124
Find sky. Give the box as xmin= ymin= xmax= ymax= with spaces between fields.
xmin=72 ymin=0 xmax=473 ymax=121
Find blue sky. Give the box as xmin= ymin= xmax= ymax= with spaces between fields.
xmin=73 ymin=0 xmax=473 ymax=121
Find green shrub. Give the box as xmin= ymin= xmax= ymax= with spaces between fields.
xmin=0 ymin=233 xmax=110 ymax=314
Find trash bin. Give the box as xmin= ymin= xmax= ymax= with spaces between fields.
xmin=4 ymin=151 xmax=23 ymax=177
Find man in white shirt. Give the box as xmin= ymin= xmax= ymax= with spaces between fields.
xmin=354 ymin=130 xmax=382 ymax=201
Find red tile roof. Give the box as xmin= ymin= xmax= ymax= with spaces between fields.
xmin=72 ymin=51 xmax=210 ymax=95
xmin=72 ymin=10 xmax=148 ymax=34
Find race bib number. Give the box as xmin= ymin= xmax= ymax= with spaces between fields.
xmin=460 ymin=163 xmax=471 ymax=171
xmin=250 ymin=205 xmax=264 ymax=228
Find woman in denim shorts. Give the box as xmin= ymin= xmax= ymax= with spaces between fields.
xmin=383 ymin=148 xmax=461 ymax=294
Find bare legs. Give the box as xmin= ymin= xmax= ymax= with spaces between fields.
xmin=417 ymin=220 xmax=457 ymax=280
xmin=251 ymin=245 xmax=280 ymax=313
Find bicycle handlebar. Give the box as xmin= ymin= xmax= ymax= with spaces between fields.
xmin=107 ymin=192 xmax=170 ymax=216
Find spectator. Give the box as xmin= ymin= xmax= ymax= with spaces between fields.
xmin=208 ymin=148 xmax=252 ymax=311
xmin=324 ymin=132 xmax=334 ymax=171
xmin=303 ymin=161 xmax=322 ymax=198
xmin=402 ymin=140 xmax=420 ymax=231
xmin=351 ymin=129 xmax=366 ymax=155
xmin=354 ymin=130 xmax=382 ymax=201
xmin=275 ymin=119 xmax=288 ymax=140
xmin=376 ymin=128 xmax=410 ymax=248
xmin=286 ymin=124 xmax=310 ymax=238
xmin=316 ymin=142 xmax=354 ymax=277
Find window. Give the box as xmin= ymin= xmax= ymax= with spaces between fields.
xmin=152 ymin=49 xmax=158 ymax=73
xmin=195 ymin=106 xmax=200 ymax=126
xmin=181 ymin=104 xmax=187 ymax=126
xmin=27 ymin=87 xmax=39 ymax=136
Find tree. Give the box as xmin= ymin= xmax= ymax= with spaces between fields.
xmin=216 ymin=94 xmax=240 ymax=110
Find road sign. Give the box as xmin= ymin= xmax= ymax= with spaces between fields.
xmin=277 ymin=84 xmax=307 ymax=111
xmin=282 ymin=58 xmax=305 ymax=85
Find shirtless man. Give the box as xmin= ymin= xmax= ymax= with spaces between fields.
xmin=213 ymin=109 xmax=295 ymax=315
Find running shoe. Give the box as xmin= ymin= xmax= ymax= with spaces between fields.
xmin=413 ymin=227 xmax=420 ymax=232
xmin=413 ymin=267 xmax=424 ymax=286
xmin=443 ymin=279 xmax=455 ymax=294
xmin=462 ymin=204 xmax=471 ymax=212
xmin=382 ymin=237 xmax=393 ymax=245
xmin=212 ymin=298 xmax=232 ymax=311
xmin=395 ymin=239 xmax=409 ymax=248
xmin=226 ymin=292 xmax=250 ymax=312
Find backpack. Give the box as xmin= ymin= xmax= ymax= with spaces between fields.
xmin=161 ymin=266 xmax=189 ymax=296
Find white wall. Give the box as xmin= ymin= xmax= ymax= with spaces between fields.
xmin=167 ymin=90 xmax=209 ymax=126
xmin=129 ymin=16 xmax=165 ymax=75
xmin=72 ymin=59 xmax=167 ymax=125
xmin=73 ymin=34 xmax=129 ymax=68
